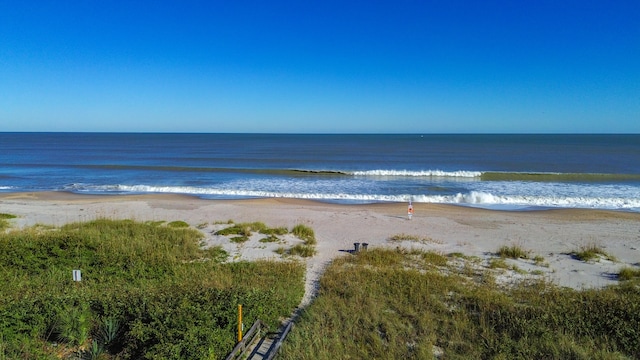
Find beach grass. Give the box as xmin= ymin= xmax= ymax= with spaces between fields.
xmin=618 ymin=266 xmax=640 ymax=281
xmin=289 ymin=244 xmax=317 ymax=258
xmin=497 ymin=244 xmax=530 ymax=259
xmin=260 ymin=226 xmax=289 ymax=236
xmin=291 ymin=224 xmax=316 ymax=245
xmin=259 ymin=234 xmax=281 ymax=243
xmin=488 ymin=257 xmax=510 ymax=269
xmin=167 ymin=220 xmax=189 ymax=228
xmin=280 ymin=247 xmax=640 ymax=359
xmin=216 ymin=221 xmax=318 ymax=257
xmin=573 ymin=244 xmax=616 ymax=262
xmin=389 ymin=232 xmax=423 ymax=242
xmin=388 ymin=233 xmax=442 ymax=244
xmin=216 ymin=221 xmax=289 ymax=238
xmin=0 ymin=219 xmax=305 ymax=359
xmin=145 ymin=220 xmax=166 ymax=226
xmin=0 ymin=212 xmax=17 ymax=231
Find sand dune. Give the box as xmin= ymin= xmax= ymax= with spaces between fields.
xmin=2 ymin=192 xmax=640 ymax=306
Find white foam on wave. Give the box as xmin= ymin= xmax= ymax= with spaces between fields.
xmin=350 ymin=170 xmax=482 ymax=178
xmin=66 ymin=184 xmax=640 ymax=211
xmin=423 ymin=191 xmax=640 ymax=210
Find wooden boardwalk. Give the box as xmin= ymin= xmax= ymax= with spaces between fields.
xmin=246 ymin=332 xmax=275 ymax=360
xmin=226 ymin=320 xmax=293 ymax=360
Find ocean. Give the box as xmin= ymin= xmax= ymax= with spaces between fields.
xmin=1 ymin=133 xmax=639 ymax=211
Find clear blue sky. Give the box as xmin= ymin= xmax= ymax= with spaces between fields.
xmin=1 ymin=1 xmax=638 ymax=133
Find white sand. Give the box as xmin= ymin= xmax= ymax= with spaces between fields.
xmin=2 ymin=192 xmax=640 ymax=306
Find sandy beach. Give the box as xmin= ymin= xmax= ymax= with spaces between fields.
xmin=2 ymin=192 xmax=640 ymax=306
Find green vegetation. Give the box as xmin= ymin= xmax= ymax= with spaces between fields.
xmin=212 ymin=219 xmax=234 ymax=225
xmin=573 ymin=244 xmax=616 ymax=262
xmin=288 ymin=244 xmax=317 ymax=258
xmin=420 ymin=251 xmax=448 ymax=267
xmin=533 ymin=255 xmax=547 ymax=266
xmin=0 ymin=213 xmax=17 ymax=231
xmin=389 ymin=233 xmax=441 ymax=244
xmin=145 ymin=220 xmax=166 ymax=227
xmin=618 ymin=266 xmax=640 ymax=281
xmin=167 ymin=220 xmax=190 ymax=228
xmin=230 ymin=235 xmax=250 ymax=243
xmin=488 ymin=257 xmax=509 ymax=269
xmin=216 ymin=222 xmax=256 ymax=236
xmin=260 ymin=226 xmax=289 ymax=236
xmin=389 ymin=233 xmax=422 ymax=242
xmin=0 ymin=219 xmax=305 ymax=359
xmin=215 ymin=221 xmax=283 ymax=237
xmin=259 ymin=234 xmax=281 ymax=243
xmin=291 ymin=224 xmax=316 ymax=245
xmin=281 ymin=248 xmax=640 ymax=359
xmin=216 ymin=222 xmax=318 ymax=258
xmin=497 ymin=244 xmax=530 ymax=259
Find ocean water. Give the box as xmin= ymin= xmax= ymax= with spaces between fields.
xmin=1 ymin=133 xmax=639 ymax=211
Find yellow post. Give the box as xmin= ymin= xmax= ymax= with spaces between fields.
xmin=237 ymin=304 xmax=243 ymax=342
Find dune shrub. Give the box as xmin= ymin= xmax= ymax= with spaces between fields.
xmin=167 ymin=220 xmax=189 ymax=228
xmin=0 ymin=219 xmax=304 ymax=359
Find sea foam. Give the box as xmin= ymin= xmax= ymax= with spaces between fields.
xmin=351 ymin=170 xmax=482 ymax=178
xmin=65 ymin=184 xmax=640 ymax=211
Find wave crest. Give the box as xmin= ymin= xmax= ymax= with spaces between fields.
xmin=62 ymin=184 xmax=640 ymax=211
xmin=351 ymin=170 xmax=482 ymax=178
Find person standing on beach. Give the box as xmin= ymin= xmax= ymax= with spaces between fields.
xmin=408 ymin=201 xmax=414 ymax=220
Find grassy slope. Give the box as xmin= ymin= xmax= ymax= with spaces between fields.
xmin=0 ymin=219 xmax=305 ymax=359
xmin=281 ymin=248 xmax=640 ymax=360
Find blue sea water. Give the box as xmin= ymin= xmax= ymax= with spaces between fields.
xmin=1 ymin=133 xmax=639 ymax=211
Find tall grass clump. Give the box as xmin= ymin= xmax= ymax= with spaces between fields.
xmin=618 ymin=266 xmax=640 ymax=281
xmin=497 ymin=244 xmax=530 ymax=259
xmin=280 ymin=247 xmax=640 ymax=359
xmin=288 ymin=244 xmax=316 ymax=258
xmin=291 ymin=224 xmax=316 ymax=245
xmin=573 ymin=244 xmax=615 ymax=262
xmin=0 ymin=219 xmax=305 ymax=359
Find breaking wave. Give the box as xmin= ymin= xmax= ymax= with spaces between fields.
xmin=62 ymin=184 xmax=640 ymax=211
xmin=350 ymin=170 xmax=482 ymax=177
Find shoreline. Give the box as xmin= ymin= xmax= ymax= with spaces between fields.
xmin=2 ymin=191 xmax=640 ymax=305
xmin=3 ymin=190 xmax=639 ymax=213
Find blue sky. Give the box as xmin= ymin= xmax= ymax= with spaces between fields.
xmin=1 ymin=1 xmax=638 ymax=133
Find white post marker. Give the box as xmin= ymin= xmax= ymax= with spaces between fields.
xmin=72 ymin=269 xmax=82 ymax=282
xmin=407 ymin=201 xmax=414 ymax=220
